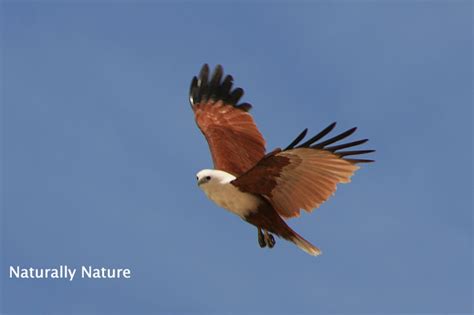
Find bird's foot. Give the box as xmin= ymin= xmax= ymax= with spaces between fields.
xmin=258 ymin=228 xmax=266 ymax=248
xmin=264 ymin=230 xmax=276 ymax=248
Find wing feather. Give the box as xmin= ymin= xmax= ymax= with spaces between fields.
xmin=190 ymin=64 xmax=266 ymax=176
xmin=232 ymin=123 xmax=374 ymax=218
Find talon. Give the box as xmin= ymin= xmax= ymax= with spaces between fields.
xmin=258 ymin=228 xmax=266 ymax=248
xmin=268 ymin=234 xmax=275 ymax=247
xmin=264 ymin=230 xmax=276 ymax=248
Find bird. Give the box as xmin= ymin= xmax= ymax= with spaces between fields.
xmin=190 ymin=64 xmax=374 ymax=256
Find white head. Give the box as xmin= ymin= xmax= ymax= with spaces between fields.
xmin=196 ymin=169 xmax=236 ymax=189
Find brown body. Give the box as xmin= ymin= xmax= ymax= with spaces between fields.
xmin=245 ymin=197 xmax=296 ymax=241
xmin=244 ymin=197 xmax=319 ymax=255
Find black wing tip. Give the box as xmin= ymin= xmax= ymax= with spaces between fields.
xmin=346 ymin=158 xmax=375 ymax=163
xmin=284 ymin=128 xmax=309 ymax=150
xmin=189 ymin=64 xmax=251 ymax=111
xmin=283 ymin=122 xmax=375 ymax=163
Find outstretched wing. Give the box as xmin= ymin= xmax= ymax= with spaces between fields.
xmin=190 ymin=64 xmax=266 ymax=176
xmin=232 ymin=122 xmax=374 ymax=218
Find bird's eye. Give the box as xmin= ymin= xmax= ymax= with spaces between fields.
xmin=196 ymin=176 xmax=199 ymax=181
xmin=206 ymin=176 xmax=211 ymax=180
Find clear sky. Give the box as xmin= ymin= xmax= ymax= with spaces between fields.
xmin=1 ymin=1 xmax=472 ymax=314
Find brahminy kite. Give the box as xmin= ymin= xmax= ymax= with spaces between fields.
xmin=190 ymin=64 xmax=374 ymax=256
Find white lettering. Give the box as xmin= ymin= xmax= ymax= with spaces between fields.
xmin=81 ymin=266 xmax=131 ymax=279
xmin=9 ymin=266 xmax=19 ymax=278
xmin=8 ymin=265 xmax=130 ymax=280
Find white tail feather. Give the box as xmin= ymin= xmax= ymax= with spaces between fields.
xmin=291 ymin=235 xmax=321 ymax=256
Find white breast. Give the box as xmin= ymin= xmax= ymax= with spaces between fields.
xmin=203 ymin=182 xmax=261 ymax=217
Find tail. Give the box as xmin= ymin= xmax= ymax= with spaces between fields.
xmin=285 ymin=230 xmax=321 ymax=256
xmin=276 ymin=217 xmax=321 ymax=256
xmin=245 ymin=200 xmax=322 ymax=256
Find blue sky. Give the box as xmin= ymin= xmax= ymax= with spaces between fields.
xmin=1 ymin=1 xmax=472 ymax=314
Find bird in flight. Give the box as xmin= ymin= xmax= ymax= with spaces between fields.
xmin=190 ymin=64 xmax=374 ymax=256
